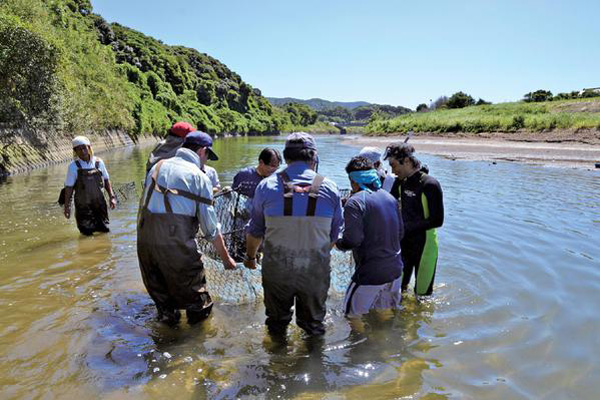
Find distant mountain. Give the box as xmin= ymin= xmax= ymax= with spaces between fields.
xmin=267 ymin=97 xmax=371 ymax=111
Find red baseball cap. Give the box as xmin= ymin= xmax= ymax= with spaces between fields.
xmin=169 ymin=121 xmax=195 ymax=138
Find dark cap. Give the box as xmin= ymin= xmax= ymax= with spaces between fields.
xmin=184 ymin=131 xmax=219 ymax=160
xmin=170 ymin=121 xmax=195 ymax=138
xmin=284 ymin=132 xmax=317 ymax=151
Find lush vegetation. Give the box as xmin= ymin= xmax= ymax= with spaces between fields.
xmin=0 ymin=0 xmax=305 ymax=138
xmin=367 ymin=97 xmax=600 ymax=135
xmin=267 ymin=97 xmax=371 ymax=111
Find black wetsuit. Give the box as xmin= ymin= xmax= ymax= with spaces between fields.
xmin=390 ymin=170 xmax=444 ymax=295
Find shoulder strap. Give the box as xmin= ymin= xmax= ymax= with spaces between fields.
xmin=95 ymin=160 xmax=100 ymax=169
xmin=306 ymin=174 xmax=324 ymax=216
xmin=75 ymin=160 xmax=82 ymax=169
xmin=279 ymin=171 xmax=294 ymax=216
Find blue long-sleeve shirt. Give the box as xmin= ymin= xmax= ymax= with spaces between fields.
xmin=247 ymin=161 xmax=343 ymax=243
xmin=143 ymin=148 xmax=220 ymax=241
xmin=336 ymin=188 xmax=404 ymax=285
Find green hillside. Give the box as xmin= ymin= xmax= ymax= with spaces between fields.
xmin=0 ymin=0 xmax=295 ymax=138
xmin=267 ymin=97 xmax=371 ymax=111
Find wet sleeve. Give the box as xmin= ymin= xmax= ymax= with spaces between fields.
xmin=336 ymin=196 xmax=364 ymax=250
xmin=196 ymin=175 xmax=219 ymax=241
xmin=65 ymin=162 xmax=77 ymax=187
xmin=246 ymin=182 xmax=266 ymax=238
xmin=98 ymin=159 xmax=110 ymax=180
xmin=406 ymin=179 xmax=444 ymax=233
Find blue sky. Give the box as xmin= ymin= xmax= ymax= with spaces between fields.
xmin=92 ymin=0 xmax=600 ymax=109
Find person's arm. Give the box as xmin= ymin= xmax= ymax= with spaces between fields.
xmin=330 ymin=188 xmax=344 ymax=245
xmin=212 ymin=232 xmax=236 ymax=270
xmin=405 ymin=178 xmax=444 ymax=233
xmin=335 ymin=196 xmax=364 ymax=251
xmin=63 ymin=186 xmax=74 ymax=218
xmin=243 ymin=233 xmax=262 ymax=270
xmin=243 ymin=183 xmax=267 ymax=269
xmin=104 ymin=179 xmax=117 ymax=209
xmin=397 ymin=200 xmax=404 ymax=241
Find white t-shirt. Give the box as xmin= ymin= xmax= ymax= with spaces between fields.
xmin=65 ymin=156 xmax=109 ymax=187
xmin=203 ymin=165 xmax=221 ymax=189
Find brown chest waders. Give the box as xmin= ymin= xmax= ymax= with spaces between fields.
xmin=73 ymin=160 xmax=109 ymax=236
xmin=137 ymin=161 xmax=215 ymax=325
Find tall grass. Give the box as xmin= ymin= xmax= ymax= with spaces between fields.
xmin=366 ymin=98 xmax=600 ymax=135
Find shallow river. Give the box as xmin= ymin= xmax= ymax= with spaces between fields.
xmin=1 ymin=135 xmax=599 ymax=399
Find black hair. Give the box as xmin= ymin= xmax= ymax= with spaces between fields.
xmin=283 ymin=146 xmax=317 ymax=163
xmin=345 ymin=156 xmax=374 ymax=173
xmin=259 ymin=148 xmax=282 ymax=165
xmin=182 ymin=142 xmax=203 ymax=153
xmin=384 ymin=142 xmax=421 ymax=168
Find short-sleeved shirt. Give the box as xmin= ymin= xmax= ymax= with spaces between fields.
xmin=142 ymin=148 xmax=220 ymax=241
xmin=247 ymin=161 xmax=343 ymax=243
xmin=203 ymin=165 xmax=221 ymax=189
xmin=65 ymin=156 xmax=109 ymax=187
xmin=232 ymin=166 xmax=263 ymax=198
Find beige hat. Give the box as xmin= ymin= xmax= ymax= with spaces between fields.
xmin=72 ymin=136 xmax=91 ymax=148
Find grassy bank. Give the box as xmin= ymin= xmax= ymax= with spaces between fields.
xmin=366 ymin=98 xmax=600 ymax=135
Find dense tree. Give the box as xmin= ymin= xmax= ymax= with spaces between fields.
xmin=447 ymin=91 xmax=476 ymax=109
xmin=476 ymin=98 xmax=491 ymax=105
xmin=416 ymin=103 xmax=429 ymax=112
xmin=523 ymin=90 xmax=553 ymax=102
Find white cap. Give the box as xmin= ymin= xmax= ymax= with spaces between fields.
xmin=72 ymin=136 xmax=91 ymax=148
xmin=358 ymin=146 xmax=383 ymax=164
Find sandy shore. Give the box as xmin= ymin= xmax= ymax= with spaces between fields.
xmin=342 ymin=134 xmax=600 ymax=170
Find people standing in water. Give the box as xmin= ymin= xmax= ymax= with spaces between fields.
xmin=145 ymin=121 xmax=195 ymax=172
xmin=232 ymin=148 xmax=282 ymax=198
xmin=244 ymin=133 xmax=343 ymax=337
xmin=384 ymin=143 xmax=444 ymax=296
xmin=63 ymin=136 xmax=117 ymax=236
xmin=357 ymin=146 xmax=396 ymax=192
xmin=336 ymin=156 xmax=404 ymax=317
xmin=137 ymin=131 xmax=236 ymax=326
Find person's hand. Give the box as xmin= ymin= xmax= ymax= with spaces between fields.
xmin=243 ymin=254 xmax=257 ymax=270
xmin=223 ymin=256 xmax=237 ymax=270
xmin=109 ymin=196 xmax=117 ymax=210
xmin=64 ymin=205 xmax=71 ymax=219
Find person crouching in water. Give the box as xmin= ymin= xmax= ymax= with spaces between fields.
xmin=335 ymin=156 xmax=404 ymax=320
xmin=137 ymin=131 xmax=236 ymax=326
xmin=63 ymin=136 xmax=117 ymax=235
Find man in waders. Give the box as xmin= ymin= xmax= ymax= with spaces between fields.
xmin=63 ymin=136 xmax=117 ymax=235
xmin=244 ymin=133 xmax=343 ymax=336
xmin=384 ymin=143 xmax=444 ymax=296
xmin=336 ymin=156 xmax=404 ymax=317
xmin=137 ymin=131 xmax=237 ymax=326
xmin=232 ymin=148 xmax=282 ymax=198
xmin=145 ymin=121 xmax=195 ymax=173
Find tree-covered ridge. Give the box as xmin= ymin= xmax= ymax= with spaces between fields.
xmin=267 ymin=97 xmax=371 ymax=111
xmin=0 ymin=0 xmax=292 ymax=137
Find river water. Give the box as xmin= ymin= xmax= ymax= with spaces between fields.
xmin=1 ymin=135 xmax=599 ymax=399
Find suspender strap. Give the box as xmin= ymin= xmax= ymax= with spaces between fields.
xmin=306 ymin=174 xmax=324 ymax=216
xmin=95 ymin=160 xmax=100 ymax=170
xmin=279 ymin=171 xmax=294 ymax=216
xmin=75 ymin=161 xmax=82 ymax=169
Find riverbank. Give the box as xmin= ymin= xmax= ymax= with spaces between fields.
xmin=343 ymin=132 xmax=600 ymax=169
xmin=0 ymin=128 xmax=159 ymax=178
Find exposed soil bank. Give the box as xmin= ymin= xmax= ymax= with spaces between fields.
xmin=344 ymin=131 xmax=600 ymax=169
xmin=0 ymin=127 xmax=160 ymax=178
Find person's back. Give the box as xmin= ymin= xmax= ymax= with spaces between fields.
xmin=145 ymin=121 xmax=195 ymax=173
xmin=341 ymin=189 xmax=403 ymax=285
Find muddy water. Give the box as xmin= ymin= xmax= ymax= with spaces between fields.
xmin=1 ymin=136 xmax=599 ymax=399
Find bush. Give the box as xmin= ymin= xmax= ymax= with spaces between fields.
xmin=447 ymin=91 xmax=475 ymax=109
xmin=524 ymin=90 xmax=553 ymax=102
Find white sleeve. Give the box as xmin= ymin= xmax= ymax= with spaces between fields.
xmin=97 ymin=158 xmax=110 ymax=180
xmin=65 ymin=162 xmax=78 ymax=187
